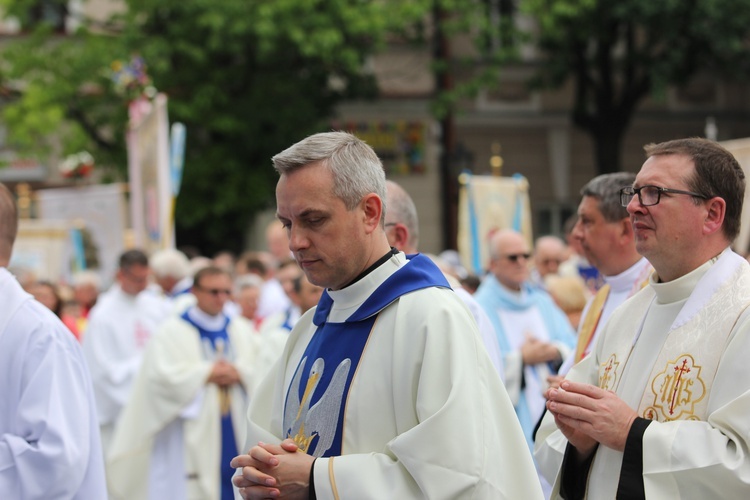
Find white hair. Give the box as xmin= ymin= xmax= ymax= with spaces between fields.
xmin=150 ymin=249 xmax=191 ymax=279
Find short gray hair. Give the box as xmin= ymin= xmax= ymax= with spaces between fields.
xmin=385 ymin=180 xmax=419 ymax=249
xmin=150 ymin=249 xmax=191 ymax=279
xmin=272 ymin=132 xmax=387 ymax=223
xmin=580 ymin=172 xmax=636 ymax=222
xmin=234 ymin=273 xmax=264 ymax=294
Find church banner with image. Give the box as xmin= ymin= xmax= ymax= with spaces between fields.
xmin=36 ymin=183 xmax=128 ymax=286
xmin=127 ymin=93 xmax=172 ymax=254
xmin=457 ymin=172 xmax=533 ymax=275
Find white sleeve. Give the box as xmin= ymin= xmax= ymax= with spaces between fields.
xmin=0 ymin=308 xmax=106 ymax=498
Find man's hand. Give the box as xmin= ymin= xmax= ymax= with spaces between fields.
xmin=207 ymin=360 xmax=241 ymax=387
xmin=546 ymin=380 xmax=637 ymax=455
xmin=521 ymin=335 xmax=561 ymax=365
xmin=546 ymin=374 xmax=564 ymax=394
xmin=231 ymin=439 xmax=313 ymax=500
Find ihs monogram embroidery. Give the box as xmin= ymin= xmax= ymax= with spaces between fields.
xmin=599 ymin=354 xmax=620 ymax=391
xmin=644 ymin=355 xmax=706 ymax=421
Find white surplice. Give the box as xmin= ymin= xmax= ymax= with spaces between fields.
xmin=107 ymin=310 xmax=260 ymax=500
xmin=82 ymin=284 xmax=168 ymax=452
xmin=0 ymin=268 xmax=107 ymax=498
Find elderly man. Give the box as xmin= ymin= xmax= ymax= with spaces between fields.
xmin=0 ymin=183 xmax=106 ymax=498
xmin=537 ymin=138 xmax=750 ymax=498
xmin=108 ymin=266 xmax=259 ymax=500
xmin=231 ymin=132 xmax=542 ymax=499
xmin=531 ymin=235 xmax=568 ymax=287
xmin=474 ymin=229 xmax=576 ymax=447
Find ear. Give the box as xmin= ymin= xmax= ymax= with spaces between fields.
xmin=361 ymin=193 xmax=383 ymax=234
xmin=619 ymin=217 xmax=633 ymax=240
xmin=703 ymin=197 xmax=726 ymax=236
xmin=391 ymin=223 xmax=410 ymax=249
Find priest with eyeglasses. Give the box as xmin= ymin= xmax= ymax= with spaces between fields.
xmin=536 ymin=138 xmax=750 ymax=499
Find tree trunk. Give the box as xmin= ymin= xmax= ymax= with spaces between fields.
xmin=590 ymin=123 xmax=625 ymax=175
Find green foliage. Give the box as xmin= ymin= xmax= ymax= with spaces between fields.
xmin=518 ymin=0 xmax=750 ymax=172
xmin=0 ymin=0 xmax=428 ymax=254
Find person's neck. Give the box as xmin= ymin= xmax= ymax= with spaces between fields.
xmin=497 ymin=277 xmax=522 ymax=292
xmin=655 ymin=245 xmax=729 ymax=283
xmin=339 ymin=246 xmax=397 ymax=290
xmin=602 ymin=251 xmax=643 ymax=277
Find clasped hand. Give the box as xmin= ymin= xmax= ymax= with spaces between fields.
xmin=231 ymin=439 xmax=314 ymax=499
xmin=545 ymin=380 xmax=637 ymax=458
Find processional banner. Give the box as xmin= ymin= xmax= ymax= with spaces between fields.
xmin=127 ymin=93 xmax=172 ymax=253
xmin=37 ymin=183 xmax=128 ymax=286
xmin=457 ymin=172 xmax=533 ymax=275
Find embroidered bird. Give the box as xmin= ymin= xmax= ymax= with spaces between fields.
xmin=283 ymin=356 xmax=351 ymax=457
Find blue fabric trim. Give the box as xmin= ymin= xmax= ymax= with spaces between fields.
xmin=179 ymin=311 xmax=237 ymax=499
xmin=464 ymin=171 xmax=482 ymax=275
xmin=511 ymin=173 xmax=525 ymax=233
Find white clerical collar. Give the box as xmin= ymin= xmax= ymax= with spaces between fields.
xmin=650 ymin=255 xmax=718 ymax=305
xmin=187 ymin=305 xmax=227 ymax=330
xmin=603 ymin=257 xmax=652 ymax=293
xmin=326 ymin=251 xmax=406 ymax=322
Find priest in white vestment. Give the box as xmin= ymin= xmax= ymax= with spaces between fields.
xmin=0 ymin=183 xmax=107 ymax=498
xmin=232 ymin=132 xmax=543 ymax=499
xmin=108 ymin=266 xmax=261 ymax=500
xmin=82 ymin=249 xmax=169 ymax=453
xmin=536 ymin=138 xmax=750 ymax=498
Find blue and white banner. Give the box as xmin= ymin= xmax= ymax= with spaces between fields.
xmin=457 ymin=172 xmax=533 ymax=275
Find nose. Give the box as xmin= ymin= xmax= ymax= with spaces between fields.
xmin=288 ymin=226 xmax=310 ymax=252
xmin=571 ymin=219 xmax=584 ymax=242
xmin=626 ymin=193 xmax=647 ymax=216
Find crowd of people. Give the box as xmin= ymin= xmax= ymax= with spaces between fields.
xmin=2 ymin=133 xmax=750 ymax=499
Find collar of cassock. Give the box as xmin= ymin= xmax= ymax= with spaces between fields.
xmin=313 ymin=252 xmax=450 ymax=326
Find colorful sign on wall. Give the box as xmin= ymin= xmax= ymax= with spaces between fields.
xmin=331 ymin=120 xmax=426 ymax=175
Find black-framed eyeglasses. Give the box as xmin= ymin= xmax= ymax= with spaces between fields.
xmin=503 ymin=253 xmax=531 ymax=263
xmin=384 ymin=222 xmax=397 ymax=228
xmin=619 ymin=185 xmax=709 ymax=207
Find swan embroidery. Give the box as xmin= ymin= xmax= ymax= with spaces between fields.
xmin=283 ymin=356 xmax=351 ymax=457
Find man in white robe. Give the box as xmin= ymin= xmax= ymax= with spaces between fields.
xmin=552 ymin=172 xmax=653 ymax=379
xmin=0 ymin=183 xmax=106 ymax=498
xmin=231 ymin=132 xmax=543 ymax=499
xmin=474 ymin=229 xmax=577 ymax=447
xmin=108 ymin=266 xmax=260 ymax=500
xmin=536 ymin=137 xmax=750 ymax=498
xmin=82 ymin=249 xmax=168 ymax=453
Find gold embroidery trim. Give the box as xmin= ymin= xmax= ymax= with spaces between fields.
xmin=328 ymin=456 xmax=340 ymax=500
xmin=575 ymin=284 xmax=610 ymax=362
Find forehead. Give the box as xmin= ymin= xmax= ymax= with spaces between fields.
xmin=635 ymin=154 xmax=695 ymax=187
xmin=124 ymin=264 xmax=149 ymax=275
xmin=240 ymin=286 xmax=260 ymax=297
xmin=275 ymin=164 xmax=341 ymax=218
xmin=496 ymin=233 xmax=528 ymax=254
xmin=578 ymin=196 xmax=603 ymax=217
xmin=199 ymin=273 xmax=231 ymax=287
